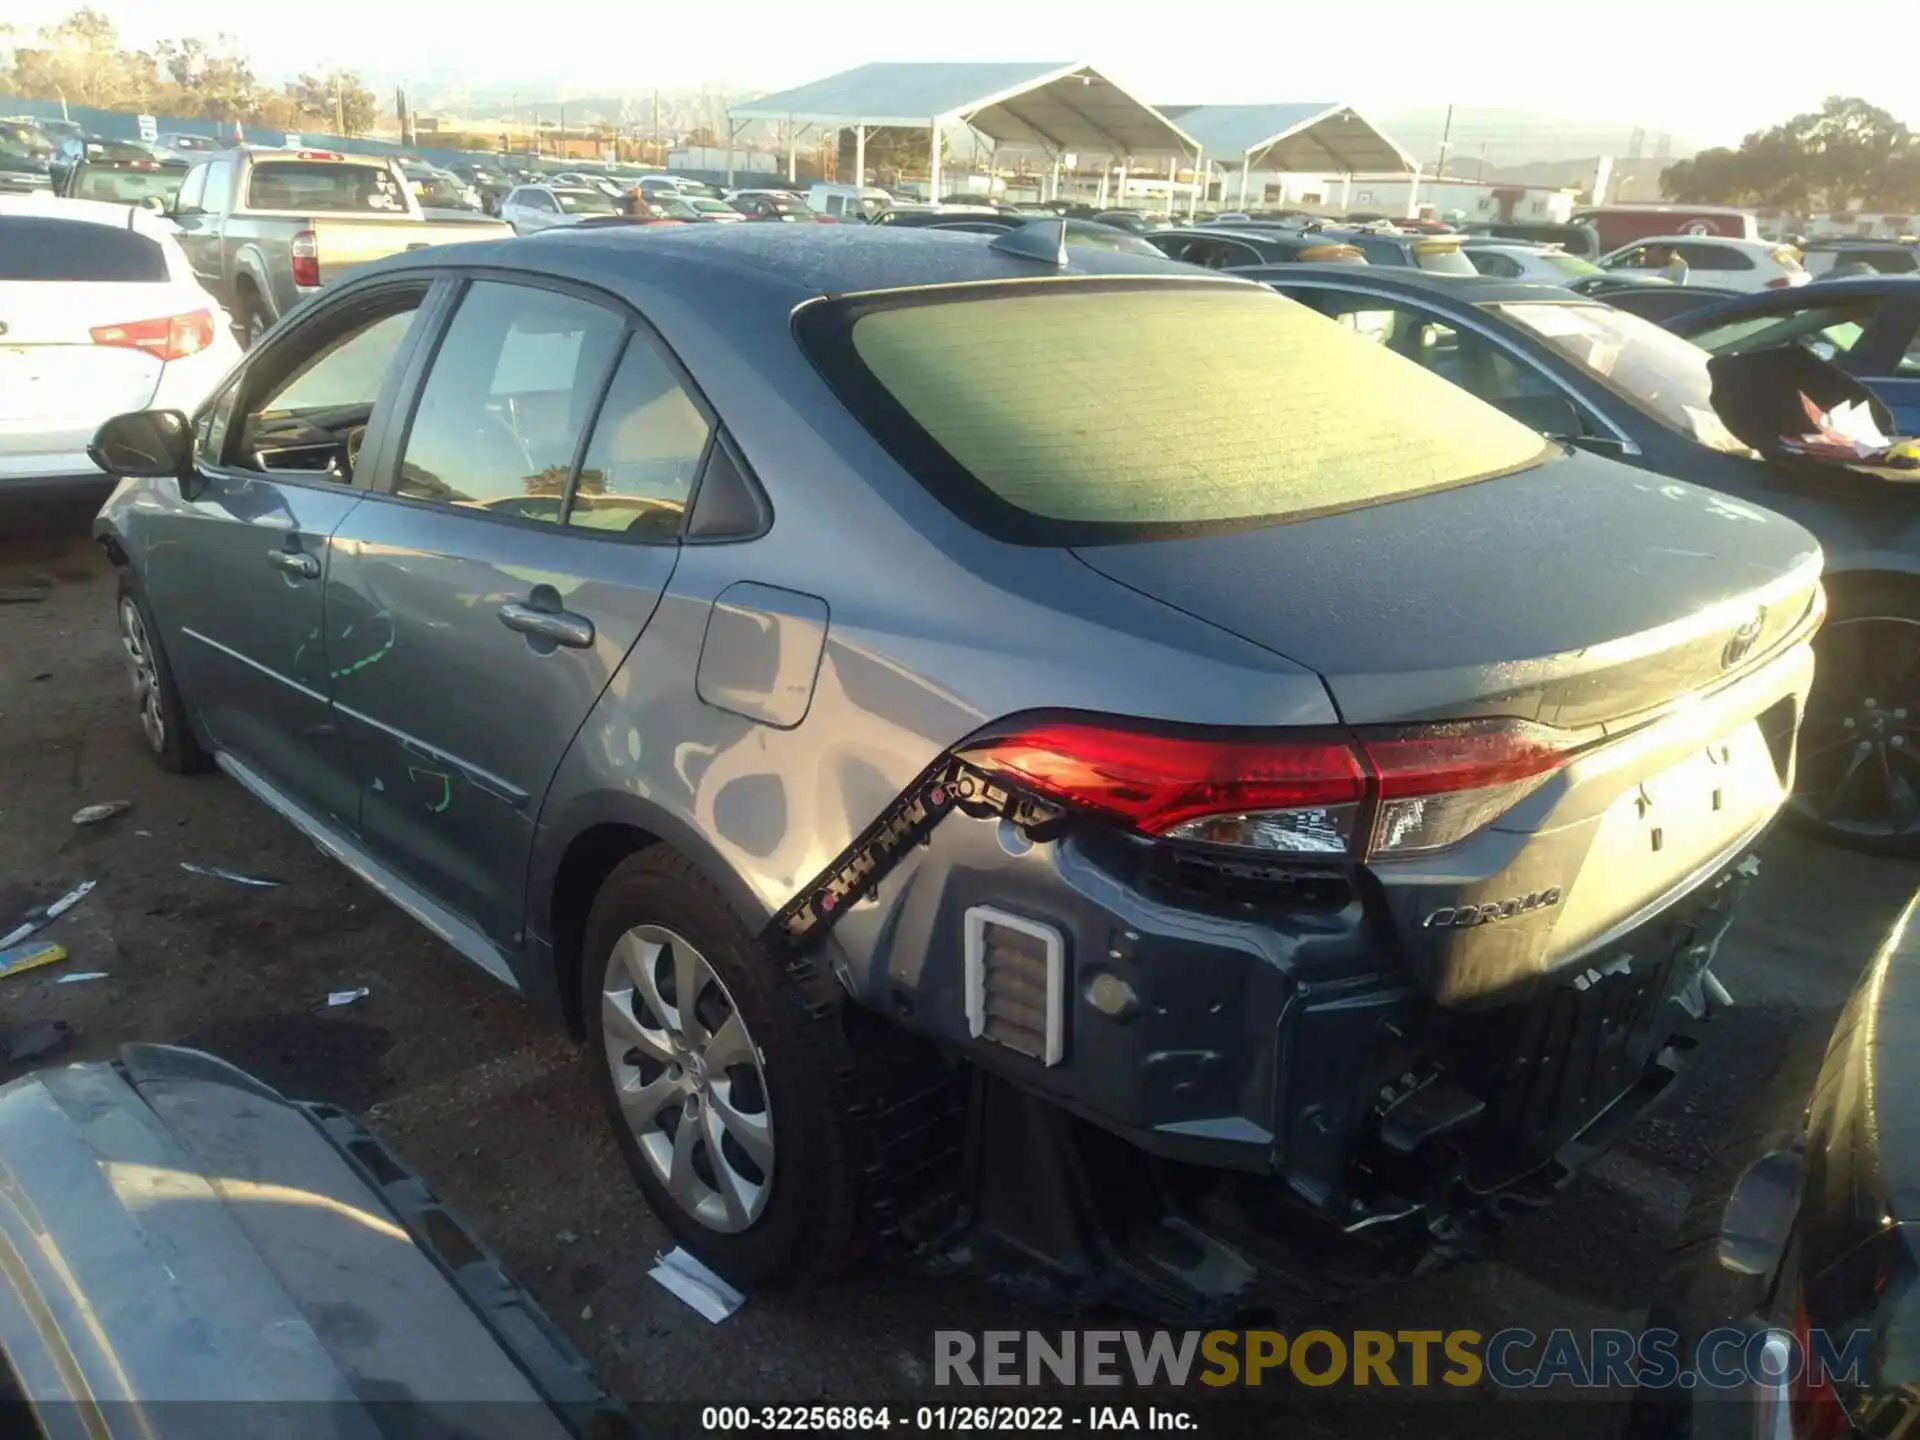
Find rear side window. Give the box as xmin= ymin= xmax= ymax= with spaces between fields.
xmin=247 ymin=161 xmax=408 ymax=213
xmin=1678 ymin=244 xmax=1755 ymax=271
xmin=0 ymin=218 xmax=166 ymax=281
xmin=807 ymin=283 xmax=1550 ymax=542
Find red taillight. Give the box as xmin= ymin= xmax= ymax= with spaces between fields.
xmin=290 ymin=229 xmax=319 ymax=287
xmin=90 ymin=309 xmax=215 ymax=362
xmin=1791 ymin=1299 xmax=1852 ymax=1440
xmin=1766 ymin=275 xmax=1796 ymax=289
xmin=961 ymin=718 xmax=1585 ymax=859
xmin=294 ymin=149 xmax=343 ymax=160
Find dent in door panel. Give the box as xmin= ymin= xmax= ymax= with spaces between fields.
xmin=696 ymin=582 xmax=829 ymax=729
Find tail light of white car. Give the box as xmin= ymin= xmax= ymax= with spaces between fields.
xmin=90 ymin=309 xmax=216 ymax=362
xmin=959 ymin=717 xmax=1592 ymax=860
xmin=291 ymin=230 xmax=319 ymax=288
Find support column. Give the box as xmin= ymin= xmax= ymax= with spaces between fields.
xmin=929 ymin=117 xmax=942 ymax=201
xmin=787 ymin=123 xmax=797 ymax=184
xmin=726 ymin=119 xmax=745 ymax=188
xmin=1188 ymin=148 xmax=1203 ymax=221
xmin=1406 ymin=163 xmax=1422 ymax=219
xmin=1115 ymin=157 xmax=1129 ymax=207
xmin=1237 ymin=159 xmax=1250 ymax=207
xmin=853 ymin=124 xmax=867 ymax=191
xmin=1339 ymin=172 xmax=1353 ymax=214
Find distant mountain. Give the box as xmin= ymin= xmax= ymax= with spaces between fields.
xmin=1368 ymin=105 xmax=1699 ymax=176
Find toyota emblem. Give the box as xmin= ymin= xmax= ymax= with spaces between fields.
xmin=1722 ymin=609 xmax=1767 ymax=670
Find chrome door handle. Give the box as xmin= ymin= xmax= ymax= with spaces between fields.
xmin=268 ymin=548 xmax=321 ymax=579
xmin=498 ymin=602 xmax=594 ymax=649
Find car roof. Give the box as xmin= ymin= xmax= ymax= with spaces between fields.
xmin=1613 ymin=234 xmax=1779 ymax=251
xmin=379 ymin=221 xmax=1226 ymax=302
xmin=1230 ymin=261 xmax=1566 ymax=304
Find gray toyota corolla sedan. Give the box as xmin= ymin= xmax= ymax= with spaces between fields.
xmin=89 ymin=224 xmax=1822 ymax=1302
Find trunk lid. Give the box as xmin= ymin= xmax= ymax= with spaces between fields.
xmin=0 ymin=280 xmax=173 ymax=425
xmin=1071 ymin=447 xmax=1820 ymax=731
xmin=1075 ymin=448 xmax=1822 ymax=1006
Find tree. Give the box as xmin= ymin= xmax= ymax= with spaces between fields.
xmin=1661 ymin=96 xmax=1918 ymax=211
xmin=287 ymin=69 xmax=376 ymax=135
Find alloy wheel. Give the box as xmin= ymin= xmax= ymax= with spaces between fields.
xmin=1790 ymin=614 xmax=1920 ymax=841
xmin=600 ymin=924 xmax=774 ymax=1232
xmin=119 ymin=597 xmax=166 ymax=753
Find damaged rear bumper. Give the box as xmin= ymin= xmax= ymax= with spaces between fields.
xmin=810 ymin=764 xmax=1763 ymax=1251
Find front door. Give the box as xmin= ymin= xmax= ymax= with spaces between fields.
xmin=149 ymin=280 xmax=437 ymax=828
xmin=329 ymin=276 xmax=714 ymax=945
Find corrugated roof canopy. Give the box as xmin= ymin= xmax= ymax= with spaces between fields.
xmin=1158 ymin=103 xmax=1415 ymax=173
xmin=731 ymin=62 xmax=1199 ymax=156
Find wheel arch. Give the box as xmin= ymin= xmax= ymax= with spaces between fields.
xmin=529 ymin=790 xmax=776 ymax=1036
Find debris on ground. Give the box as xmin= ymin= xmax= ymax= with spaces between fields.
xmin=325 ymin=986 xmax=371 ymax=1008
xmin=557 ymin=1229 xmax=580 ymax=1245
xmin=648 ymin=1247 xmax=746 ymax=1324
xmin=72 ymin=801 xmax=133 ymax=826
xmin=56 ymin=972 xmax=109 ymax=985
xmin=180 ymin=862 xmax=283 ymax=888
xmin=31 ymin=672 xmax=51 ymax=682
xmin=0 ymin=1020 xmax=74 ymax=1078
xmin=0 ymin=880 xmax=97 ymax=950
xmin=0 ymin=941 xmax=67 ymax=982
xmin=0 ymin=591 xmax=48 ymax=605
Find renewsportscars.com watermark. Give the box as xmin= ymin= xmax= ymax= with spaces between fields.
xmin=933 ymin=1328 xmax=1872 ymax=1391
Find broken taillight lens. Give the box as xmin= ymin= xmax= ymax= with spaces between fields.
xmin=961 ymin=717 xmax=1586 ymax=859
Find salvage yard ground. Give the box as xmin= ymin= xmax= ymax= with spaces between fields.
xmin=2 ymin=520 xmax=1912 ymax=1438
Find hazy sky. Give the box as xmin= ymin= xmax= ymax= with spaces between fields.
xmin=9 ymin=0 xmax=1917 ymax=146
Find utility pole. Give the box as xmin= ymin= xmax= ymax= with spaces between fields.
xmin=1435 ymin=103 xmax=1454 ymax=179
xmin=334 ymin=74 xmax=345 ymax=137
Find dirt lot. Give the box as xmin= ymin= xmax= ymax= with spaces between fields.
xmin=3 ymin=521 xmax=1913 ymax=1438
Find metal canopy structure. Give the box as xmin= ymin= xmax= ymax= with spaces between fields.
xmin=729 ymin=61 xmax=1200 ymax=197
xmin=1157 ymin=103 xmax=1416 ymax=195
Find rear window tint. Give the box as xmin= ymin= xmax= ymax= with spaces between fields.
xmin=246 ymin=161 xmax=409 ymax=212
xmin=0 ymin=218 xmax=167 ymax=280
xmin=813 ymin=283 xmax=1549 ymax=541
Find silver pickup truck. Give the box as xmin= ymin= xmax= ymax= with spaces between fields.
xmin=167 ymin=147 xmax=512 ymax=345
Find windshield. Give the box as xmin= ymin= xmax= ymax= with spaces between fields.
xmin=247 ymin=160 xmax=410 ymax=212
xmin=412 ymin=173 xmax=474 ymax=208
xmin=556 ymin=189 xmax=615 ymax=214
xmin=1487 ymin=300 xmax=1750 ymax=454
xmin=652 ymin=195 xmax=699 ymax=219
xmin=811 ymin=284 xmax=1552 ymax=540
xmin=72 ymin=165 xmax=187 ymax=205
xmin=1543 ymin=252 xmax=1603 ymax=277
xmin=689 ymin=198 xmax=733 ymax=213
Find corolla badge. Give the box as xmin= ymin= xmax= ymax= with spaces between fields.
xmin=1422 ymin=888 xmax=1563 ymax=930
xmin=1721 ymin=608 xmax=1767 ymax=671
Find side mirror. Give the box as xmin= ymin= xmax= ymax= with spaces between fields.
xmin=89 ymin=409 xmax=193 ymax=479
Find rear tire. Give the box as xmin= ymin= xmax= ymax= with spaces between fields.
xmin=580 ymin=848 xmax=861 ymax=1289
xmin=1786 ymin=574 xmax=1920 ymax=857
xmin=116 ymin=570 xmax=212 ymax=776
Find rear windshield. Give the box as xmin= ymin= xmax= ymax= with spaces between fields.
xmin=72 ymin=165 xmax=187 ymax=206
xmin=557 ymin=189 xmax=616 ymax=214
xmin=246 ymin=160 xmax=410 ymax=212
xmin=810 ymin=283 xmax=1551 ymax=541
xmin=0 ymin=217 xmax=167 ymax=280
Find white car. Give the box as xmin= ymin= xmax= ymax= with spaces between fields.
xmin=0 ymin=195 xmax=240 ymax=505
xmin=1598 ymin=235 xmax=1810 ymax=293
xmin=498 ymin=184 xmax=619 ymax=235
xmin=1461 ymin=241 xmax=1608 ymax=287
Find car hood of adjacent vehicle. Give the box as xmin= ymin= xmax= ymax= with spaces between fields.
xmin=1071 ymin=446 xmax=1822 ymax=727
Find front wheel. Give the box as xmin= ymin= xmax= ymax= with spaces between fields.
xmin=580 ymin=848 xmax=861 ymax=1288
xmin=1787 ymin=576 xmax=1920 ymax=856
xmin=117 ymin=571 xmax=211 ymax=775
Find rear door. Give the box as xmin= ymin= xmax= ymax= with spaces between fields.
xmin=149 ymin=278 xmax=440 ymax=827
xmin=0 ymin=213 xmax=179 ymax=480
xmin=327 ymin=274 xmax=714 ymax=945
